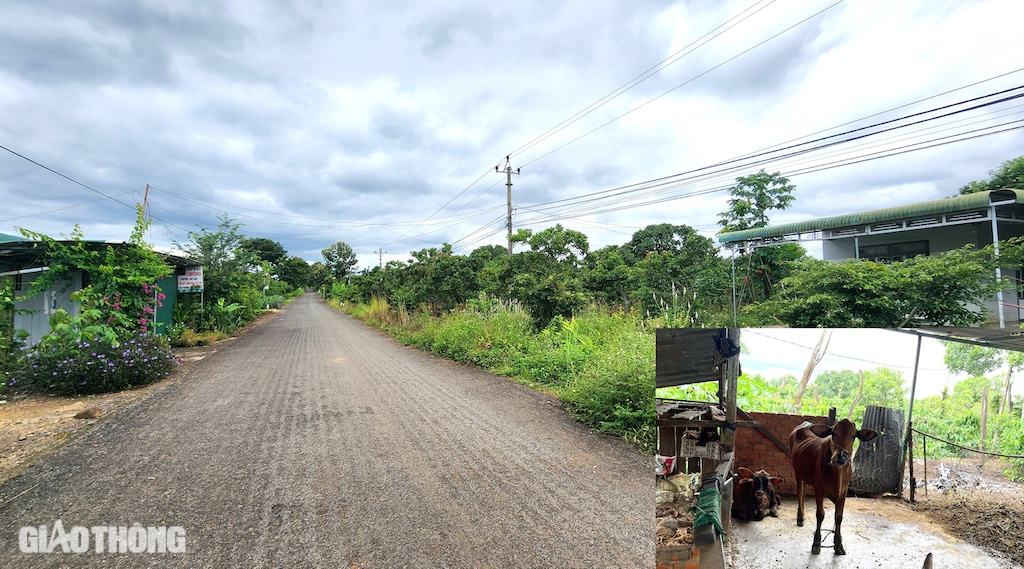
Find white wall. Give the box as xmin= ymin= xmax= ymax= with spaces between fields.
xmin=13 ymin=271 xmax=82 ymax=347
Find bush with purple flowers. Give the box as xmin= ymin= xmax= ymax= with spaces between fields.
xmin=10 ymin=331 xmax=182 ymax=395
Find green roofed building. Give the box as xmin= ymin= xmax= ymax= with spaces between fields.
xmin=717 ymin=189 xmax=1024 ymax=327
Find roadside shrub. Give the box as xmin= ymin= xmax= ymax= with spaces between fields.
xmin=562 ymin=320 xmax=656 ymax=451
xmin=10 ymin=331 xmax=182 ymax=395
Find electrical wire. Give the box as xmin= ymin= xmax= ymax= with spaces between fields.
xmin=516 ymin=0 xmax=847 ymax=169
xmin=744 ymin=329 xmax=948 ymax=372
xmin=507 ymin=0 xmax=781 ymax=160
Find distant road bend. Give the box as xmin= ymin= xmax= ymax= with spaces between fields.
xmin=0 ymin=293 xmax=652 ymax=568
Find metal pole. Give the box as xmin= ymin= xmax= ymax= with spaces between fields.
xmin=991 ymin=204 xmax=1005 ymax=328
xmin=907 ymin=334 xmax=922 ymax=423
xmin=905 ymin=334 xmax=922 ymax=502
xmin=731 ymin=248 xmax=738 ymax=327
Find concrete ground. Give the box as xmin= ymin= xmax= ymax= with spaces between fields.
xmin=729 ymin=495 xmax=1022 ymax=569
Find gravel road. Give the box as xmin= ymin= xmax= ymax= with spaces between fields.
xmin=0 ymin=294 xmax=653 ymax=568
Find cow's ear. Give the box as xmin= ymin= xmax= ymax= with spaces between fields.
xmin=809 ymin=424 xmax=832 ymax=438
xmin=857 ymin=428 xmax=879 ymax=442
xmin=738 ymin=467 xmax=754 ymax=478
xmin=769 ymin=477 xmax=784 ymax=486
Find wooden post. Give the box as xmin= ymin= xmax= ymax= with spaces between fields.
xmin=908 ymin=421 xmax=915 ymax=503
xmin=923 ymin=434 xmax=928 ymax=498
xmin=721 ymin=328 xmax=739 ymax=455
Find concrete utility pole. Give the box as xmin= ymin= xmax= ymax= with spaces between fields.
xmin=496 ymin=156 xmax=520 ymax=256
xmin=142 ymin=184 xmax=150 ymax=212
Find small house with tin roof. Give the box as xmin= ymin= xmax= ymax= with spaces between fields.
xmin=0 ymin=232 xmax=192 ymax=346
xmin=717 ymin=189 xmax=1024 ymax=327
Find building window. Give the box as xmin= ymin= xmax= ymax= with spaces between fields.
xmin=859 ymin=240 xmax=929 ymax=263
xmin=14 ymin=274 xmax=22 ymax=292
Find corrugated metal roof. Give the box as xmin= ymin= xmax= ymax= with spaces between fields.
xmin=656 ymin=328 xmax=739 ymax=388
xmin=0 ymin=232 xmax=29 ymax=243
xmin=901 ymin=327 xmax=1024 ymax=354
xmin=717 ymin=189 xmax=1024 ymax=245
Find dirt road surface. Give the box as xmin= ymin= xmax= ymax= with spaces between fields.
xmin=0 ymin=294 xmax=652 ymax=568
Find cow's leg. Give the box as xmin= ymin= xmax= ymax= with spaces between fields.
xmin=795 ymin=480 xmax=804 ymax=527
xmin=811 ymin=489 xmax=825 ymax=555
xmin=834 ymin=494 xmax=846 ymax=555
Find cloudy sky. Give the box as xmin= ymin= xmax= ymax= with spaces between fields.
xmin=3 ymin=0 xmax=1023 ymax=267
xmin=741 ymin=328 xmax=1024 ymax=401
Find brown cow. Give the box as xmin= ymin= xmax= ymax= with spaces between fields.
xmin=732 ymin=467 xmax=783 ymax=521
xmin=789 ymin=419 xmax=877 ymax=555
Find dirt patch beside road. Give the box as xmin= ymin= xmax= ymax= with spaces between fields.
xmin=0 ymin=308 xmax=281 ymax=487
xmin=0 ymin=342 xmax=227 ymax=487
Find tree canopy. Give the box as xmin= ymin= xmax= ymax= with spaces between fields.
xmin=322 ymin=241 xmax=358 ymax=282
xmin=958 ymin=156 xmax=1024 ymax=195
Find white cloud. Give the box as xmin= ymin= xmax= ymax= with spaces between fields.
xmin=1 ymin=0 xmax=1022 ymax=267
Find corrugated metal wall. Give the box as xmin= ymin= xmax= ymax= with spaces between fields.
xmin=849 ymin=405 xmax=905 ymax=497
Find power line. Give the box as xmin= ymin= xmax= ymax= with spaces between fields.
xmin=508 ymin=85 xmax=1024 ymax=222
xmin=506 ymin=0 xmax=781 ymax=160
xmin=516 ymin=0 xmax=848 ymax=169
xmin=744 ymin=329 xmax=948 ymax=372
xmin=390 ymin=0 xmax=788 ymax=252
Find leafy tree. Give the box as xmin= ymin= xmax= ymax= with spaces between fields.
xmin=814 ymin=370 xmax=861 ymax=401
xmin=944 ymin=342 xmax=1004 ymax=377
xmin=859 ymin=367 xmax=907 ymax=415
xmin=309 ymin=261 xmax=329 ymax=290
xmin=717 ymin=170 xmax=796 ymax=232
xmin=500 ymin=225 xmax=591 ymax=326
xmin=239 ymin=237 xmax=287 ymax=266
xmin=622 ymin=223 xmax=696 ymax=264
xmin=717 ymin=170 xmax=801 ymax=304
xmin=582 ymin=246 xmax=634 ymax=306
xmin=404 ymin=244 xmax=480 ymax=312
xmin=943 ymin=341 xmax=1024 ymax=414
xmin=277 ymin=256 xmax=312 ymax=289
xmin=173 ymin=216 xmax=264 ymax=331
xmin=950 ymin=375 xmax=1000 ymax=408
xmin=958 ymin=156 xmax=1024 ymax=195
xmin=322 ymin=241 xmax=358 ymax=282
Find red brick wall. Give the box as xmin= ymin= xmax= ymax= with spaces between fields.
xmin=733 ymin=412 xmax=828 ymax=496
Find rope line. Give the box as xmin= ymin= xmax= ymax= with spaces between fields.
xmin=910 ymin=427 xmax=1024 ymax=460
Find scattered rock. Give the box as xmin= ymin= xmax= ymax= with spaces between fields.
xmin=655 ymin=525 xmax=676 ymax=539
xmin=74 ymin=407 xmax=102 ymax=420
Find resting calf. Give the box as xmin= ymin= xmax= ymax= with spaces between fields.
xmin=731 ymin=467 xmax=782 ymax=521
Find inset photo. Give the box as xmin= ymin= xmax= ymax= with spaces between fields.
xmin=655 ymin=328 xmax=1024 ymax=569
